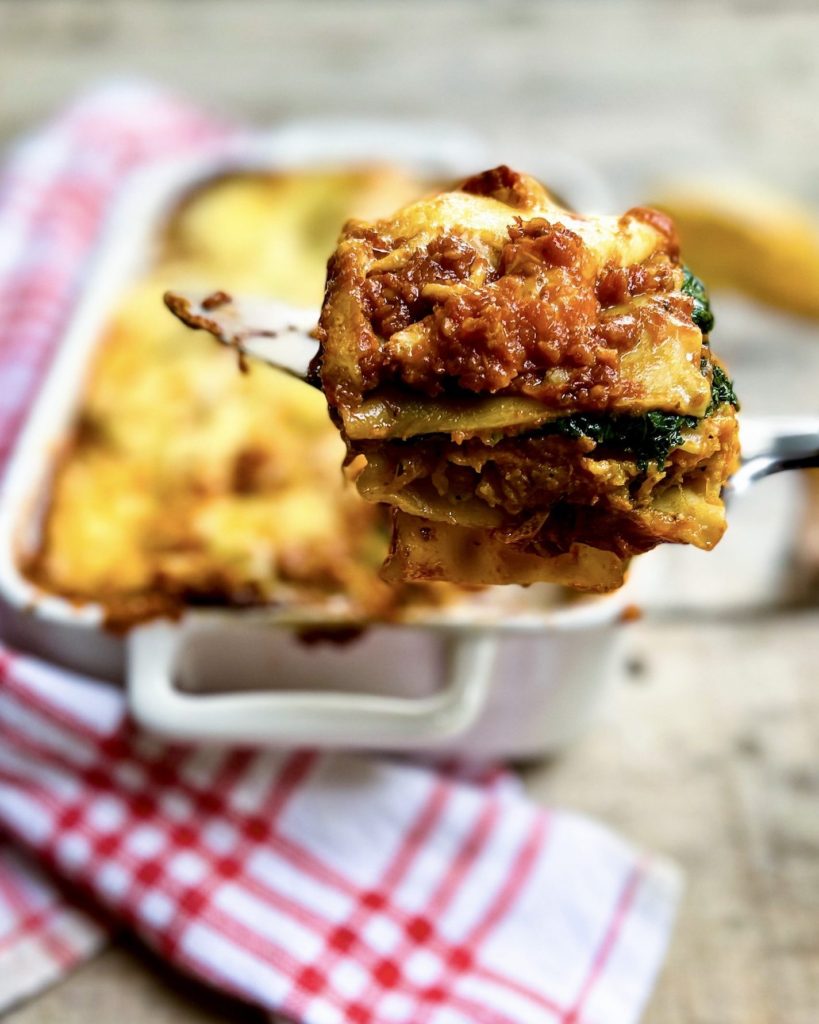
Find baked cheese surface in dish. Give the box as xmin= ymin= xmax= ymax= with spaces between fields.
xmin=317 ymin=166 xmax=741 ymax=590
xmin=26 ymin=167 xmax=459 ymax=628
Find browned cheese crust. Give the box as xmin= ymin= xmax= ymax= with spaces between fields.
xmin=25 ymin=167 xmax=463 ymax=628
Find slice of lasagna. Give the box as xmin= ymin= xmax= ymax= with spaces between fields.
xmin=315 ymin=166 xmax=740 ymax=590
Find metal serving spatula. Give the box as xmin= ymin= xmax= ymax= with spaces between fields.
xmin=164 ymin=288 xmax=819 ymax=482
xmin=164 ymin=289 xmax=320 ymax=381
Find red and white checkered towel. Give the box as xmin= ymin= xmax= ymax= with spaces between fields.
xmin=0 ymin=83 xmax=681 ymax=1023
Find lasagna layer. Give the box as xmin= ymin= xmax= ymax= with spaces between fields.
xmin=318 ymin=165 xmax=711 ymax=417
xmin=317 ymin=166 xmax=740 ymax=590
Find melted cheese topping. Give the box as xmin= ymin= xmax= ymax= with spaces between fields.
xmin=27 ymin=168 xmax=455 ymax=626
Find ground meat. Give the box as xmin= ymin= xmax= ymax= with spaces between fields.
xmin=347 ymin=219 xmax=682 ymax=404
xmin=367 ymin=433 xmax=628 ymax=519
xmin=460 ymin=165 xmax=542 ymax=209
xmin=319 ymin=168 xmax=695 ymax=412
xmin=362 ymin=233 xmax=478 ymax=337
xmin=431 ymin=270 xmax=603 ymax=392
xmin=595 ymin=251 xmax=680 ymax=307
xmin=520 ymin=503 xmax=663 ymax=559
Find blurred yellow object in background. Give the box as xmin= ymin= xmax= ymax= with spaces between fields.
xmin=654 ymin=180 xmax=819 ymax=320
xmin=654 ymin=178 xmax=819 ymax=599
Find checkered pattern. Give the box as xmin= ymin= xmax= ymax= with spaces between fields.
xmin=0 ymin=842 xmax=108 ymax=1012
xmin=0 ymin=84 xmax=682 ymax=1023
xmin=0 ymin=645 xmax=680 ymax=1024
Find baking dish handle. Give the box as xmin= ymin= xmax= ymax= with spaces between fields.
xmin=126 ymin=621 xmax=497 ymax=750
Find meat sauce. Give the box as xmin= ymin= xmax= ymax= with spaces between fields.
xmin=322 ymin=174 xmax=695 ymax=410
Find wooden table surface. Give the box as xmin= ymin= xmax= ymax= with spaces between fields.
xmin=2 ymin=2 xmax=819 ymax=1022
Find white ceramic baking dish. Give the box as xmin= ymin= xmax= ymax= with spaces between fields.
xmin=0 ymin=123 xmax=707 ymax=758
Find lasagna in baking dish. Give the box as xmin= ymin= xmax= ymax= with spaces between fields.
xmin=25 ymin=167 xmax=455 ymax=627
xmin=317 ymin=166 xmax=740 ymax=590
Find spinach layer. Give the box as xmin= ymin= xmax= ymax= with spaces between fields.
xmin=545 ymin=363 xmax=738 ymax=471
xmin=682 ymin=264 xmax=715 ymax=335
xmin=543 ymin=267 xmax=732 ymax=470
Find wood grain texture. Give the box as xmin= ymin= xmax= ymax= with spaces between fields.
xmin=528 ymin=615 xmax=819 ymax=1024
xmin=0 ymin=938 xmax=267 ymax=1023
xmin=1 ymin=2 xmax=818 ymax=1022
